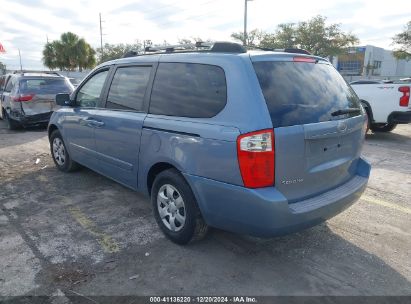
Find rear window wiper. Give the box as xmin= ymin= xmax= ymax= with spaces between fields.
xmin=331 ymin=108 xmax=361 ymax=117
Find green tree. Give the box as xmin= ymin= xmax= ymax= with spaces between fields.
xmin=96 ymin=42 xmax=143 ymax=63
xmin=294 ymin=16 xmax=358 ymax=58
xmin=231 ymin=29 xmax=264 ymax=47
xmin=42 ymin=42 xmax=57 ymax=70
xmin=42 ymin=32 xmax=96 ymax=71
xmin=231 ymin=15 xmax=358 ymax=58
xmin=392 ymin=21 xmax=411 ymax=60
xmin=0 ymin=61 xmax=6 ymax=74
xmin=76 ymin=38 xmax=96 ymax=71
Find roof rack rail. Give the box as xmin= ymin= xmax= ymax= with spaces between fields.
xmin=122 ymin=41 xmax=247 ymax=57
xmin=249 ymin=46 xmax=311 ymax=55
xmin=13 ymin=70 xmax=63 ymax=76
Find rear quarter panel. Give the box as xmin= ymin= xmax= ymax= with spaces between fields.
xmin=138 ymin=54 xmax=274 ymax=194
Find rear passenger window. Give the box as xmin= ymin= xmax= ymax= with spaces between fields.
xmin=149 ymin=63 xmax=227 ymax=118
xmin=107 ymin=66 xmax=151 ymax=111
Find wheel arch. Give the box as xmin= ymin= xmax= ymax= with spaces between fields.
xmin=360 ymin=100 xmax=374 ymax=122
xmin=146 ymin=162 xmax=180 ymax=196
xmin=48 ymin=124 xmax=59 ymax=139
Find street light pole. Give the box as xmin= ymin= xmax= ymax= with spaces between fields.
xmin=18 ymin=49 xmax=22 ymax=71
xmin=99 ymin=13 xmax=104 ymax=58
xmin=243 ymin=0 xmax=253 ymax=47
xmin=243 ymin=0 xmax=248 ymax=46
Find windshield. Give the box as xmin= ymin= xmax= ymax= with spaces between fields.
xmin=253 ymin=61 xmax=361 ymax=128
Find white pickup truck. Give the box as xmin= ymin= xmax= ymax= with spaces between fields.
xmin=350 ymin=81 xmax=411 ymax=132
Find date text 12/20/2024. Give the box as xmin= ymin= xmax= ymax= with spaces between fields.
xmin=149 ymin=297 xmax=257 ymax=303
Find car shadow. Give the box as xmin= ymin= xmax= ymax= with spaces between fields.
xmin=0 ymin=119 xmax=48 ymax=148
xmin=2 ymin=165 xmax=410 ymax=296
xmin=366 ymin=130 xmax=411 ymax=144
xmin=173 ymin=224 xmax=411 ymax=295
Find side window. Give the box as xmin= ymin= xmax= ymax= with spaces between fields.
xmin=4 ymin=77 xmax=14 ymax=92
xmin=149 ymin=63 xmax=227 ymax=118
xmin=76 ymin=70 xmax=109 ymax=107
xmin=106 ymin=66 xmax=151 ymax=111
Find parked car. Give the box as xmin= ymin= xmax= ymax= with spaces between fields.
xmin=68 ymin=77 xmax=81 ymax=88
xmin=351 ymin=81 xmax=411 ymax=132
xmin=49 ymin=42 xmax=371 ymax=244
xmin=0 ymin=74 xmax=11 ymax=98
xmin=0 ymin=72 xmax=74 ymax=129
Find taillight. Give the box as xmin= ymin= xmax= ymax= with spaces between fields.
xmin=293 ymin=56 xmax=316 ymax=63
xmin=399 ymin=86 xmax=410 ymax=107
xmin=12 ymin=94 xmax=35 ymax=102
xmin=237 ymin=129 xmax=275 ymax=188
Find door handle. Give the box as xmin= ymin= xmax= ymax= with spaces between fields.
xmin=92 ymin=121 xmax=105 ymax=128
xmin=80 ymin=117 xmax=104 ymax=128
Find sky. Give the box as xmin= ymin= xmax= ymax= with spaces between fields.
xmin=0 ymin=0 xmax=410 ymax=70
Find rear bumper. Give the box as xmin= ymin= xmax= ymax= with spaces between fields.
xmin=9 ymin=110 xmax=52 ymax=126
xmin=388 ymin=111 xmax=411 ymax=124
xmin=184 ymin=158 xmax=371 ymax=237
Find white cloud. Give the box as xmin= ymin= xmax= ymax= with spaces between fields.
xmin=0 ymin=0 xmax=410 ymax=70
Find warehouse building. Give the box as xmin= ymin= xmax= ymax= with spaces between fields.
xmin=332 ymin=45 xmax=411 ymax=79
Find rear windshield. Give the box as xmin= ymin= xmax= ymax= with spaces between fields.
xmin=253 ymin=61 xmax=361 ymax=128
xmin=19 ymin=78 xmax=72 ymax=94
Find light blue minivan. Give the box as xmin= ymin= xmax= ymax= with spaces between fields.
xmin=49 ymin=42 xmax=371 ymax=244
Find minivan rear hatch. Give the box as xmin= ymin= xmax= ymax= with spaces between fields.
xmin=18 ymin=78 xmax=73 ymax=116
xmin=252 ymin=55 xmax=365 ymax=202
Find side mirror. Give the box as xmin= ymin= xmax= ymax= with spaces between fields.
xmin=56 ymin=93 xmax=74 ymax=106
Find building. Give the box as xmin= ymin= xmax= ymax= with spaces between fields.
xmin=332 ymin=45 xmax=411 ymax=79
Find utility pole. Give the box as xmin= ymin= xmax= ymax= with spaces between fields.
xmin=243 ymin=0 xmax=253 ymax=46
xmin=99 ymin=13 xmax=104 ymax=58
xmin=18 ymin=49 xmax=22 ymax=71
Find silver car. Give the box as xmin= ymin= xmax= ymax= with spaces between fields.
xmin=0 ymin=72 xmax=74 ymax=129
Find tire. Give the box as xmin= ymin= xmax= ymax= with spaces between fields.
xmin=4 ymin=111 xmax=21 ymax=130
xmin=370 ymin=123 xmax=397 ymax=133
xmin=362 ymin=105 xmax=371 ymax=134
xmin=151 ymin=169 xmax=208 ymax=244
xmin=50 ymin=130 xmax=79 ymax=172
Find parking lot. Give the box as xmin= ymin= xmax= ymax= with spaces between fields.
xmin=0 ymin=119 xmax=410 ymax=298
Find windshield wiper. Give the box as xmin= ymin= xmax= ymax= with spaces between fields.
xmin=331 ymin=108 xmax=361 ymax=117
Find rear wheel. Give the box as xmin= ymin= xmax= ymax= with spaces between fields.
xmin=370 ymin=123 xmax=397 ymax=133
xmin=50 ymin=130 xmax=79 ymax=172
xmin=4 ymin=111 xmax=21 ymax=130
xmin=151 ymin=169 xmax=208 ymax=244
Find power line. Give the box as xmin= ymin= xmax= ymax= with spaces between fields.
xmin=148 ymin=7 xmax=230 ymax=28
xmin=105 ymin=0 xmax=219 ymax=24
xmin=141 ymin=0 xmax=219 ymax=22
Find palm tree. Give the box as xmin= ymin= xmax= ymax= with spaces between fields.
xmin=42 ymin=42 xmax=57 ymax=70
xmin=42 ymin=32 xmax=96 ymax=71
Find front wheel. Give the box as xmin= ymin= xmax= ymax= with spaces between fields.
xmin=151 ymin=169 xmax=208 ymax=244
xmin=50 ymin=130 xmax=79 ymax=172
xmin=370 ymin=123 xmax=397 ymax=133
